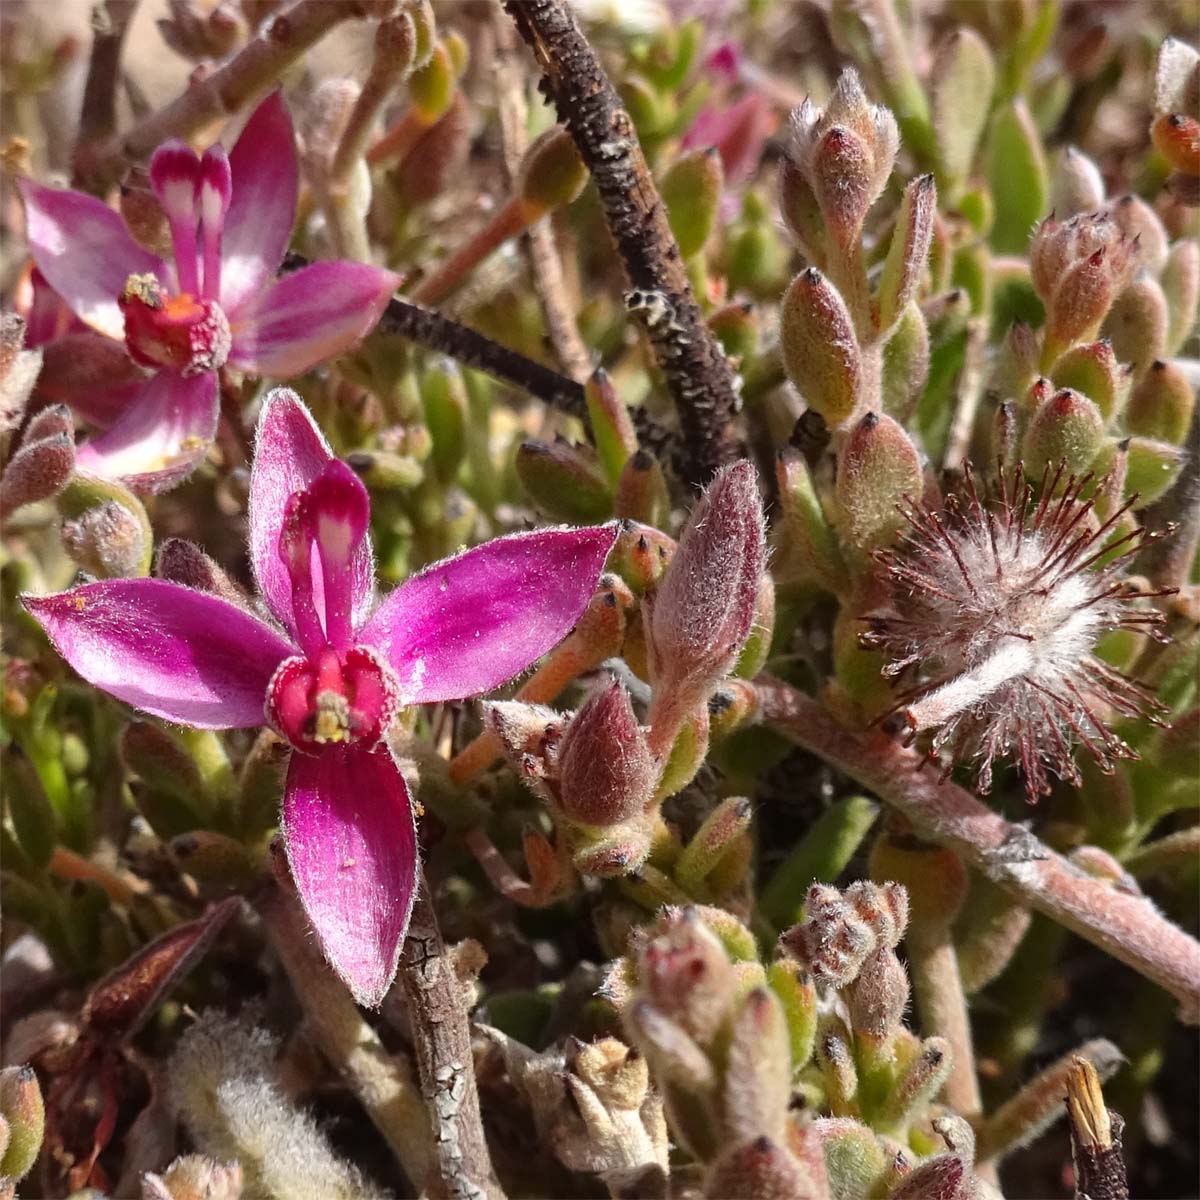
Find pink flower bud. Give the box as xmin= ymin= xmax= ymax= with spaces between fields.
xmin=557 ymin=680 xmax=654 ymax=828
xmin=703 ymin=1136 xmax=820 ymax=1200
xmin=648 ymin=461 xmax=765 ymax=722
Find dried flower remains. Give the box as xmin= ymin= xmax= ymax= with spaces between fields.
xmin=862 ymin=462 xmax=1175 ymax=800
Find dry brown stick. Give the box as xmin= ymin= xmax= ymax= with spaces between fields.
xmin=754 ymin=676 xmax=1200 ymax=1020
xmin=398 ymin=872 xmax=505 ymax=1200
xmin=102 ymin=0 xmax=380 ymax=168
xmin=504 ymin=0 xmax=739 ymax=486
xmin=73 ymin=0 xmax=140 ymax=191
xmin=494 ymin=17 xmax=593 ymax=384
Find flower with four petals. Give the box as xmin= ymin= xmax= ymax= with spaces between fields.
xmin=24 ymin=388 xmax=616 ymax=1005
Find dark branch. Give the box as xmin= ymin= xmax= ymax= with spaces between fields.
xmin=503 ymin=0 xmax=740 ymax=486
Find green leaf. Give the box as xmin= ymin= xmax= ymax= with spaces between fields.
xmin=986 ymin=100 xmax=1048 ymax=255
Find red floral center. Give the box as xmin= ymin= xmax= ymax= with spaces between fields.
xmin=268 ymin=645 xmax=395 ymax=753
xmin=120 ymin=273 xmax=230 ymax=375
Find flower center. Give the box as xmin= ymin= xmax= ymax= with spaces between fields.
xmin=268 ymin=645 xmax=395 ymax=753
xmin=120 ymin=274 xmax=231 ymax=375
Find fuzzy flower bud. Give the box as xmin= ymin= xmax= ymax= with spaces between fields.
xmin=0 ymin=1065 xmax=44 ymax=1183
xmin=780 ymin=267 xmax=863 ymax=427
xmin=1022 ymin=387 xmax=1105 ymax=478
xmin=1154 ymin=37 xmax=1200 ymax=115
xmin=703 ymin=1136 xmax=818 ymax=1200
xmin=1103 ymin=275 xmax=1169 ymax=369
xmin=0 ymin=404 xmax=74 ymax=517
xmin=1050 ymin=146 xmax=1107 ymax=216
xmin=779 ymin=881 xmax=908 ymax=987
xmin=1031 ymin=212 xmax=1139 ymax=364
xmin=1151 ymin=113 xmax=1200 ymax=175
xmin=518 ymin=127 xmax=588 ymax=215
xmin=516 ymin=439 xmax=613 ymax=524
xmin=1127 ymin=360 xmax=1196 ymax=444
xmin=1162 ymin=239 xmax=1200 ymax=356
xmin=877 ymin=174 xmax=937 ymax=334
xmin=557 ymin=680 xmax=655 ymax=828
xmin=1051 ymin=339 xmax=1128 ymax=422
xmin=635 ymin=908 xmax=737 ymax=1047
xmin=647 ymin=461 xmax=765 ymax=729
xmin=835 ymin=412 xmax=924 ymax=554
xmin=662 ymin=147 xmax=723 ymax=259
xmin=788 ymin=69 xmax=898 ymax=243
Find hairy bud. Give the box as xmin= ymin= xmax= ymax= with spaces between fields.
xmin=704 ymin=1136 xmax=820 ymax=1200
xmin=647 ymin=461 xmax=765 ymax=730
xmin=516 ymin=439 xmax=613 ymax=523
xmin=1022 ymin=387 xmax=1105 ymax=478
xmin=1051 ymin=146 xmax=1107 ymax=216
xmin=1162 ymin=238 xmax=1200 ymax=356
xmin=0 ymin=1065 xmax=44 ymax=1183
xmin=662 ymin=147 xmax=723 ymax=259
xmin=834 ymin=411 xmax=924 ymax=554
xmin=519 ymin=127 xmax=588 ymax=215
xmin=1127 ymin=359 xmax=1195 ymax=444
xmin=558 ymin=681 xmax=654 ymax=828
xmin=780 ymin=267 xmax=863 ymax=427
xmin=1103 ymin=275 xmax=1169 ymax=369
xmin=0 ymin=406 xmax=74 ymax=517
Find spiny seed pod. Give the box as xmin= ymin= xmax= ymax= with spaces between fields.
xmin=863 ymin=463 xmax=1175 ymax=800
xmin=557 ymin=680 xmax=654 ymax=828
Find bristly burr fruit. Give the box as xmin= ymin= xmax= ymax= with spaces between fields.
xmin=861 ymin=462 xmax=1177 ymax=801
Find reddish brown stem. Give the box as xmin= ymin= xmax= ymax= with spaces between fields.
xmin=754 ymin=676 xmax=1200 ymax=1020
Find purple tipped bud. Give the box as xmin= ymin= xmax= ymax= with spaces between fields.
xmin=1051 ymin=339 xmax=1127 ymax=421
xmin=516 ymin=439 xmax=613 ymax=524
xmin=557 ymin=680 xmax=654 ymax=828
xmin=810 ymin=125 xmax=875 ymax=249
xmin=1127 ymin=360 xmax=1196 ymax=444
xmin=0 ymin=422 xmax=74 ymax=517
xmin=648 ymin=461 xmax=765 ymax=718
xmin=780 ymin=268 xmax=862 ymax=427
xmin=1022 ymin=388 xmax=1105 ymax=478
xmin=637 ymin=908 xmax=737 ymax=1046
xmin=834 ymin=412 xmax=924 ymax=554
xmin=703 ymin=1136 xmax=820 ymax=1200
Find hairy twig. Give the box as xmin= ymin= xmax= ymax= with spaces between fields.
xmin=754 ymin=676 xmax=1200 ymax=1019
xmin=504 ymin=0 xmax=739 ymax=485
xmin=73 ymin=0 xmax=140 ymax=191
xmin=103 ymin=0 xmax=378 ymax=169
xmin=261 ymin=881 xmax=433 ymax=1189
xmin=397 ymin=872 xmax=505 ymax=1200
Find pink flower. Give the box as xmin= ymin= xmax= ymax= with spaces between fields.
xmin=24 ymin=388 xmax=616 ymax=1005
xmin=681 ymin=91 xmax=775 ymax=188
xmin=19 ymin=95 xmax=399 ymax=493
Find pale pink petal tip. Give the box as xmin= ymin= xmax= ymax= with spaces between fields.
xmin=228 ymin=262 xmax=401 ymax=378
xmin=283 ymin=745 xmax=418 ymax=1007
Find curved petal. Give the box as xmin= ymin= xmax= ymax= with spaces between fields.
xmin=74 ymin=370 xmax=219 ymax=493
xmin=282 ymin=745 xmax=418 ymax=1008
xmin=38 ymin=332 xmax=149 ymax=428
xmin=23 ymin=578 xmax=294 ymax=728
xmin=359 ymin=524 xmax=617 ymax=704
xmin=227 ymin=262 xmax=400 ymax=378
xmin=220 ymin=92 xmax=299 ymax=312
xmin=249 ymin=389 xmax=375 ymax=639
xmin=19 ymin=178 xmax=168 ymax=340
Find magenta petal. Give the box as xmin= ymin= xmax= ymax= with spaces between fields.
xmin=220 ymin=92 xmax=299 ymax=312
xmin=227 ymin=262 xmax=400 ymax=378
xmin=359 ymin=524 xmax=617 ymax=704
xmin=74 ymin=370 xmax=219 ymax=493
xmin=249 ymin=389 xmax=375 ymax=639
xmin=20 ymin=179 xmax=169 ymax=340
xmin=23 ymin=579 xmax=294 ymax=728
xmin=282 ymin=745 xmax=418 ymax=1007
